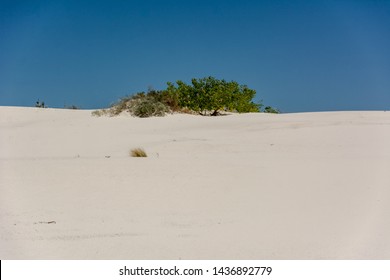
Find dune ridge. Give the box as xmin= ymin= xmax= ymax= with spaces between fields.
xmin=1 ymin=106 xmax=389 ymax=259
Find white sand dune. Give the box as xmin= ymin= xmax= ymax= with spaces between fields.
xmin=1 ymin=106 xmax=390 ymax=259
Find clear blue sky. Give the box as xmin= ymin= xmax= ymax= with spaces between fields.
xmin=1 ymin=0 xmax=389 ymax=112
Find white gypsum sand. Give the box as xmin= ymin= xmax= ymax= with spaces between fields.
xmin=0 ymin=106 xmax=390 ymax=259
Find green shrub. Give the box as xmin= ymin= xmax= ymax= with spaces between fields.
xmin=160 ymin=82 xmax=180 ymax=111
xmin=167 ymin=77 xmax=262 ymax=115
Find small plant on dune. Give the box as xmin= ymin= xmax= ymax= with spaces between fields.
xmin=65 ymin=105 xmax=81 ymax=110
xmin=264 ymin=106 xmax=280 ymax=114
xmin=35 ymin=100 xmax=46 ymax=108
xmin=130 ymin=148 xmax=147 ymax=157
xmin=110 ymin=95 xmax=135 ymax=116
xmin=91 ymin=109 xmax=110 ymax=117
xmin=107 ymin=92 xmax=169 ymax=118
xmin=131 ymin=97 xmax=169 ymax=118
xmin=91 ymin=110 xmax=102 ymax=117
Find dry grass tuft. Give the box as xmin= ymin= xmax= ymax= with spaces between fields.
xmin=130 ymin=148 xmax=147 ymax=157
xmin=91 ymin=109 xmax=112 ymax=117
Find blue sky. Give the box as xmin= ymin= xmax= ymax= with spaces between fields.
xmin=1 ymin=0 xmax=389 ymax=112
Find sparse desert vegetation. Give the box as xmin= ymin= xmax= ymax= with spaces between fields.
xmin=92 ymin=76 xmax=279 ymax=118
xmin=92 ymin=92 xmax=170 ymax=118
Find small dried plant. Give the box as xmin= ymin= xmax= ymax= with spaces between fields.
xmin=130 ymin=148 xmax=147 ymax=157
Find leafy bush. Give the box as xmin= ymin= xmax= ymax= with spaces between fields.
xmin=130 ymin=148 xmax=147 ymax=157
xmin=166 ymin=77 xmax=262 ymax=115
xmin=160 ymin=83 xmax=180 ymax=111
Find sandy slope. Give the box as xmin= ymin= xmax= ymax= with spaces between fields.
xmin=1 ymin=106 xmax=390 ymax=259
